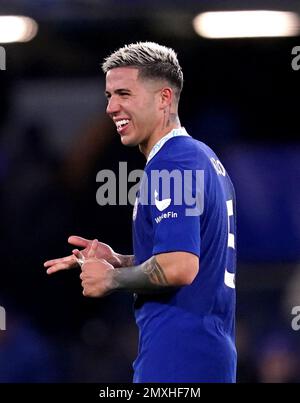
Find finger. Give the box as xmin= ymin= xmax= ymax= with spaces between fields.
xmin=68 ymin=236 xmax=90 ymax=248
xmin=88 ymin=239 xmax=98 ymax=258
xmin=81 ymin=281 xmax=87 ymax=296
xmin=44 ymin=255 xmax=75 ymax=268
xmin=46 ymin=261 xmax=73 ymax=275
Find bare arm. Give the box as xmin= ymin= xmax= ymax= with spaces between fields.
xmin=113 ymin=252 xmax=198 ymax=291
xmin=79 ymin=241 xmax=199 ymax=297
xmin=112 ymin=256 xmax=169 ymax=293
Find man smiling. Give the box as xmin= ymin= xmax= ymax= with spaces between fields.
xmin=44 ymin=42 xmax=237 ymax=382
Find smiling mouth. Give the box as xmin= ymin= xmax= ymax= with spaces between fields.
xmin=116 ymin=119 xmax=130 ymax=133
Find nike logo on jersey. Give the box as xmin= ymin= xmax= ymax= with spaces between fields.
xmin=154 ymin=190 xmax=171 ymax=211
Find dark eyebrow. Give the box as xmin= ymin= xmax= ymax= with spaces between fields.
xmin=105 ymin=88 xmax=131 ymax=97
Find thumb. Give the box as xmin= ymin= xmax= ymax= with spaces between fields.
xmin=88 ymin=239 xmax=98 ymax=259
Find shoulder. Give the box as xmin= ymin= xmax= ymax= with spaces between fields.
xmin=148 ymin=136 xmax=215 ymax=170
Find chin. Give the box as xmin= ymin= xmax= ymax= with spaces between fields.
xmin=120 ymin=135 xmax=138 ymax=147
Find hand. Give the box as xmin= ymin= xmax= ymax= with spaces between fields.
xmin=44 ymin=235 xmax=121 ymax=275
xmin=76 ymin=239 xmax=116 ymax=297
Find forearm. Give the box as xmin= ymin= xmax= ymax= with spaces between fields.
xmin=112 ymin=256 xmax=171 ymax=293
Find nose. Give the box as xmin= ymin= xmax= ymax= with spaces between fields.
xmin=106 ymin=96 xmax=120 ymax=116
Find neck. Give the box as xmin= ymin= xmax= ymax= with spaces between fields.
xmin=139 ymin=113 xmax=181 ymax=159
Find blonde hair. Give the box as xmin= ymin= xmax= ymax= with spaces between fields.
xmin=102 ymin=41 xmax=183 ymax=99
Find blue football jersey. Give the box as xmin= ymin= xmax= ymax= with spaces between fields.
xmin=132 ymin=128 xmax=237 ymax=382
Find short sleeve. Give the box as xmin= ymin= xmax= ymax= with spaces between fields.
xmin=145 ymin=159 xmax=202 ymax=257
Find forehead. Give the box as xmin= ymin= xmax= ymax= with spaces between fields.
xmin=105 ymin=67 xmax=140 ymax=90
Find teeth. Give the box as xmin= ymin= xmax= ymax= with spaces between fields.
xmin=116 ymin=119 xmax=129 ymax=129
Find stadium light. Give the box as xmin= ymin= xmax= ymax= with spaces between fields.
xmin=193 ymin=10 xmax=300 ymax=38
xmin=0 ymin=16 xmax=38 ymax=43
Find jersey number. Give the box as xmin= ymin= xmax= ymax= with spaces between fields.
xmin=224 ymin=199 xmax=236 ymax=289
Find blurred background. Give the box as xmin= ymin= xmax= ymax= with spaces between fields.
xmin=0 ymin=0 xmax=300 ymax=383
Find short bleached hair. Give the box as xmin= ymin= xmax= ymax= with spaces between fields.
xmin=102 ymin=42 xmax=183 ymax=100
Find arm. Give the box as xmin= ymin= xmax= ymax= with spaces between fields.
xmin=114 ymin=252 xmax=198 ymax=291
xmin=79 ymin=240 xmax=199 ymax=297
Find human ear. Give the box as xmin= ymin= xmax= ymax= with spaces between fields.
xmin=159 ymin=87 xmax=172 ymax=109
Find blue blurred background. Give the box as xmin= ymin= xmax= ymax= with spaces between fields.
xmin=0 ymin=0 xmax=300 ymax=383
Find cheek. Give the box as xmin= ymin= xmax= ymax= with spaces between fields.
xmin=131 ymin=97 xmax=159 ymax=128
xmin=141 ymin=102 xmax=158 ymax=121
xmin=139 ymin=94 xmax=157 ymax=112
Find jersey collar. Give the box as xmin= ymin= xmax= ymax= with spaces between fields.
xmin=146 ymin=127 xmax=190 ymax=165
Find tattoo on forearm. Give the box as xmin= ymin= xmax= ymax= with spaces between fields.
xmin=142 ymin=257 xmax=168 ymax=286
xmin=112 ymin=256 xmax=169 ymax=293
